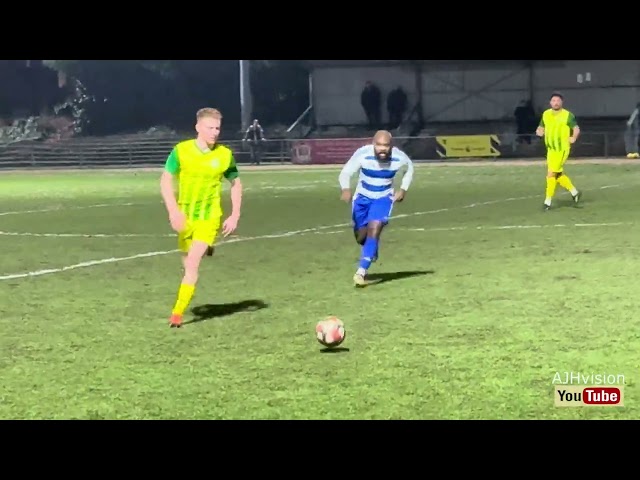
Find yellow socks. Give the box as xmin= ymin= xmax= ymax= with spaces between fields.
xmin=557 ymin=174 xmax=578 ymax=196
xmin=545 ymin=177 xmax=557 ymax=204
xmin=545 ymin=174 xmax=578 ymax=206
xmin=172 ymin=283 xmax=195 ymax=316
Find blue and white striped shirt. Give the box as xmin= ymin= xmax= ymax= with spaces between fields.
xmin=338 ymin=145 xmax=414 ymax=199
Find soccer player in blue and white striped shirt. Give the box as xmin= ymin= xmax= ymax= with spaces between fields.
xmin=338 ymin=130 xmax=415 ymax=286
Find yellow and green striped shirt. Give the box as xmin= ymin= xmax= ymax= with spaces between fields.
xmin=539 ymin=108 xmax=578 ymax=152
xmin=164 ymin=140 xmax=239 ymax=221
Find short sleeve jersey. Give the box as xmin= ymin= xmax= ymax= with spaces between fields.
xmin=539 ymin=109 xmax=578 ymax=152
xmin=164 ymin=140 xmax=239 ymax=220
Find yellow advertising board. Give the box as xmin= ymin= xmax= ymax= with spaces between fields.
xmin=435 ymin=135 xmax=501 ymax=158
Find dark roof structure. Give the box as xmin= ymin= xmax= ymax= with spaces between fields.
xmin=303 ymin=60 xmax=564 ymax=70
xmin=302 ymin=60 xmax=409 ymax=68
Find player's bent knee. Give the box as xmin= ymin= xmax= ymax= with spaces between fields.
xmin=186 ymin=241 xmax=209 ymax=266
xmin=354 ymin=228 xmax=367 ymax=245
xmin=367 ymin=221 xmax=383 ymax=238
xmin=184 ymin=254 xmax=202 ymax=272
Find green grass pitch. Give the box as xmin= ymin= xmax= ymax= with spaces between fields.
xmin=0 ymin=161 xmax=639 ymax=419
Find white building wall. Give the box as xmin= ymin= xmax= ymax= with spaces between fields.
xmin=311 ymin=60 xmax=640 ymax=125
xmin=312 ymin=65 xmax=416 ymax=125
xmin=531 ymin=60 xmax=640 ymax=118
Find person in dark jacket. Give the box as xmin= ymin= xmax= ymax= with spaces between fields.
xmin=625 ymin=102 xmax=640 ymax=158
xmin=387 ymin=86 xmax=407 ymax=129
xmin=243 ymin=119 xmax=266 ymax=165
xmin=514 ymin=99 xmax=535 ymax=144
xmin=360 ymin=81 xmax=381 ymax=128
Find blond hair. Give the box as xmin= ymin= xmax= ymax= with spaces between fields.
xmin=196 ymin=108 xmax=223 ymax=121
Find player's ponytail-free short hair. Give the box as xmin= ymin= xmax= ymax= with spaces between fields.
xmin=550 ymin=92 xmax=564 ymax=100
xmin=196 ymin=108 xmax=223 ymax=121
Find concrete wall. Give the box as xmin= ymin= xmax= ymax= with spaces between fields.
xmin=312 ymin=64 xmax=417 ymax=125
xmin=311 ymin=60 xmax=640 ymax=125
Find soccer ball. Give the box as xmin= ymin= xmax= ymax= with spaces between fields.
xmin=316 ymin=316 xmax=346 ymax=348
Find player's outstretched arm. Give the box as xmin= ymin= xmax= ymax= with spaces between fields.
xmin=536 ymin=116 xmax=545 ymax=137
xmin=222 ymin=155 xmax=242 ymax=237
xmin=570 ymin=125 xmax=580 ymax=143
xmin=161 ymin=148 xmax=186 ymax=232
xmin=228 ymin=178 xmax=242 ymax=219
xmin=395 ymin=153 xmax=414 ymax=202
xmin=160 ymin=171 xmax=178 ymax=212
xmin=338 ymin=150 xmax=362 ymax=201
xmin=568 ymin=112 xmax=580 ymax=143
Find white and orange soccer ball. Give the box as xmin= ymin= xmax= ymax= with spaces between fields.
xmin=316 ymin=316 xmax=346 ymax=348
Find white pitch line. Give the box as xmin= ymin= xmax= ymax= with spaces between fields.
xmin=0 ymin=195 xmax=526 ymax=240
xmin=0 ymin=183 xmax=629 ymax=281
xmin=0 ymin=202 xmax=139 ymax=217
xmin=0 ymin=194 xmax=537 ymax=239
xmin=0 ymin=182 xmax=625 ymax=219
xmin=0 ymin=225 xmax=337 ymax=240
xmin=288 ymin=184 xmax=623 ymax=234
xmin=0 ymin=227 xmax=341 ymax=281
xmin=403 ymin=221 xmax=630 ymax=233
xmin=0 ymin=231 xmax=174 ymax=238
xmin=0 ymin=183 xmax=329 ymax=217
xmin=0 ymin=250 xmax=180 ymax=281
xmin=285 ymin=221 xmax=631 ymax=239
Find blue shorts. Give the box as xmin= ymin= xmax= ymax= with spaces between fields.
xmin=351 ymin=194 xmax=394 ymax=230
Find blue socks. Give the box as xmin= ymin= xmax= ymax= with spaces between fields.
xmin=359 ymin=237 xmax=379 ymax=270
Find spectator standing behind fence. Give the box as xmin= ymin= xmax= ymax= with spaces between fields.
xmin=360 ymin=81 xmax=381 ymax=129
xmin=514 ymin=99 xmax=536 ymax=144
xmin=386 ymin=86 xmax=407 ymax=130
xmin=625 ymin=103 xmax=640 ymax=159
xmin=243 ymin=119 xmax=266 ymax=165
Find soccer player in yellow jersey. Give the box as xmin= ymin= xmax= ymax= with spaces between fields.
xmin=160 ymin=108 xmax=243 ymax=327
xmin=536 ymin=92 xmax=582 ymax=210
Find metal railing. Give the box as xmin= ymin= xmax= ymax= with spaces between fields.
xmin=397 ymin=131 xmax=621 ymax=161
xmin=0 ymin=136 xmax=292 ymax=169
xmin=0 ymin=131 xmax=633 ymax=170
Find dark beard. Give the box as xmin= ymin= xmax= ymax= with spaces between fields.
xmin=375 ymin=151 xmax=390 ymax=162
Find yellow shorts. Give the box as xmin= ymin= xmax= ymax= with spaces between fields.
xmin=177 ymin=218 xmax=221 ymax=253
xmin=546 ymin=149 xmax=570 ymax=173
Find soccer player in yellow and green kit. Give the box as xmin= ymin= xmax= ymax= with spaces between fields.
xmin=536 ymin=92 xmax=582 ymax=211
xmin=160 ymin=108 xmax=243 ymax=328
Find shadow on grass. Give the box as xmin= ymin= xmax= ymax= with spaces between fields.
xmin=184 ymin=299 xmax=269 ymax=325
xmin=320 ymin=347 xmax=350 ymax=354
xmin=366 ymin=270 xmax=435 ymax=286
xmin=552 ymin=194 xmax=585 ymax=210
